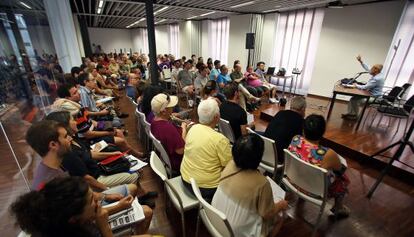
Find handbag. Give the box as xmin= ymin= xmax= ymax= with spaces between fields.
xmin=98 ymin=152 xmax=131 ymax=175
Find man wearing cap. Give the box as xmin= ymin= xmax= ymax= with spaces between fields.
xmin=177 ymin=60 xmax=195 ymax=95
xmin=151 ymin=93 xmax=187 ymax=173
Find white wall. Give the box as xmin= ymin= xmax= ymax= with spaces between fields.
xmin=228 ymin=14 xmax=251 ymax=67
xmin=88 ymin=27 xmax=133 ymax=53
xmin=27 ymin=25 xmax=56 ymax=55
xmin=309 ymin=1 xmax=405 ymax=97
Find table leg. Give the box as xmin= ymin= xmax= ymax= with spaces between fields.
xmin=356 ymin=96 xmax=370 ymax=130
xmin=327 ymin=92 xmax=336 ymax=119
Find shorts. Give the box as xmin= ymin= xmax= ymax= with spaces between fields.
xmin=101 ymin=184 xmax=129 ymax=206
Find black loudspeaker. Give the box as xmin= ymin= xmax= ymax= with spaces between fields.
xmin=246 ymin=33 xmax=255 ymax=49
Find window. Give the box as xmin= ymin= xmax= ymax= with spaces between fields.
xmin=208 ymin=18 xmax=230 ymax=65
xmin=271 ymin=9 xmax=324 ymax=95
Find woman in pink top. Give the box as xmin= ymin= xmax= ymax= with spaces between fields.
xmin=245 ymin=66 xmax=268 ymax=97
xmin=288 ymin=114 xmax=350 ymax=218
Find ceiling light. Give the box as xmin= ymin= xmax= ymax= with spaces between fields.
xmin=262 ymin=8 xmax=279 ymax=13
xmin=199 ymin=11 xmax=215 ymax=17
xmin=155 ymin=19 xmax=166 ymax=24
xmin=19 ymin=1 xmax=31 ymax=9
xmin=97 ymin=7 xmax=102 ymax=14
xmin=186 ymin=15 xmax=198 ymax=20
xmin=126 ymin=18 xmax=145 ymax=28
xmin=99 ymin=0 xmax=104 ymax=8
xmin=154 ymin=6 xmax=169 ymax=15
xmin=230 ymin=1 xmax=255 ymax=9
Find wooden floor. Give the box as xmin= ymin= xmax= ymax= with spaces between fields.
xmin=0 ymin=94 xmax=414 ymax=237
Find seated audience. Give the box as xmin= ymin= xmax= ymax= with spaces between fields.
xmin=255 ymin=61 xmax=278 ymax=103
xmin=11 ymin=177 xmax=153 ymax=237
xmin=180 ymin=99 xmax=232 ymax=202
xmin=217 ymin=65 xmax=232 ymax=92
xmin=210 ymin=60 xmax=221 ymax=81
xmin=230 ymin=64 xmax=260 ymax=111
xmin=212 ymin=134 xmax=288 ymax=237
xmin=220 ymin=83 xmax=253 ymax=140
xmin=140 ymin=85 xmax=165 ymax=123
xmin=201 ymin=80 xmax=222 ymax=105
xmin=53 ymin=83 xmax=82 ymax=115
xmin=194 ymin=64 xmax=209 ymax=95
xmin=264 ymin=96 xmax=306 ymax=162
xmin=245 ymin=66 xmax=269 ymax=98
xmin=177 ymin=60 xmax=195 ymax=95
xmin=150 ymin=93 xmax=187 ymax=173
xmin=288 ymin=114 xmax=350 ymax=218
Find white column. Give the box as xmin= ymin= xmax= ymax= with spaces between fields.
xmin=43 ymin=0 xmax=82 ymax=73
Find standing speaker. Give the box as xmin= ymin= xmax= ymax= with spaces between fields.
xmin=245 ymin=33 xmax=255 ymax=49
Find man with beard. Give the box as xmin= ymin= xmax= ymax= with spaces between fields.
xmin=27 ymin=120 xmax=73 ymax=190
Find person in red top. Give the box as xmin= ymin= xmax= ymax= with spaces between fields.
xmin=150 ymin=93 xmax=188 ymax=174
xmin=288 ymin=114 xmax=350 ymax=218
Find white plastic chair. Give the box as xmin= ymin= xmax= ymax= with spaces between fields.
xmin=149 ymin=131 xmax=174 ymax=178
xmin=190 ymin=178 xmax=234 ymax=237
xmin=247 ymin=128 xmax=284 ymax=179
xmin=218 ymin=118 xmax=236 ymax=144
xmin=17 ymin=231 xmax=30 ymax=237
xmin=282 ymin=149 xmax=329 ymax=237
xmin=150 ymin=152 xmax=199 ymax=237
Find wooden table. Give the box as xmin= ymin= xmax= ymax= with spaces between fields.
xmin=327 ymin=84 xmax=371 ymax=130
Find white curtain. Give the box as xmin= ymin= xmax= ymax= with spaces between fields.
xmin=168 ymin=24 xmax=180 ymax=57
xmin=249 ymin=14 xmax=264 ymax=66
xmin=271 ymin=9 xmax=324 ymax=95
xmin=383 ymin=1 xmax=414 ymax=98
xmin=208 ymin=18 xmax=230 ymax=65
xmin=133 ymin=28 xmax=148 ymax=55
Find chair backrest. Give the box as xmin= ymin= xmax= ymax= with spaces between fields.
xmin=384 ymin=86 xmax=403 ymax=102
xmin=190 ymin=178 xmax=234 ymax=237
xmin=403 ymin=94 xmax=414 ymax=113
xmin=247 ymin=128 xmax=278 ymax=166
xmin=149 ymin=131 xmax=173 ymax=177
xmin=400 ymin=83 xmax=412 ymax=99
xmin=149 ymin=151 xmax=168 ymax=181
xmin=283 ymin=149 xmax=328 ymax=199
xmin=218 ymin=118 xmax=235 ymax=143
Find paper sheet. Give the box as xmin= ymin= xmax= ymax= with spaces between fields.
xmin=126 ymin=155 xmax=148 ymax=172
xmin=107 ymin=197 xmax=145 ymax=230
xmin=90 ymin=140 xmax=108 ymax=152
xmin=266 ymin=176 xmax=286 ymax=202
xmin=247 ymin=113 xmax=254 ymax=125
xmin=96 ymin=97 xmax=114 ymax=104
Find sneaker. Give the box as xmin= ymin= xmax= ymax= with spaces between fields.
xmin=330 ymin=206 xmax=350 ymax=219
xmin=139 ymin=198 xmax=156 ymax=208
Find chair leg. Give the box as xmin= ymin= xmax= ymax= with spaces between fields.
xmin=195 ymin=209 xmax=201 ymax=237
xmin=396 ymin=118 xmax=401 ymax=135
xmin=312 ymin=201 xmax=326 ymax=237
xmin=181 ymin=212 xmax=186 ymax=237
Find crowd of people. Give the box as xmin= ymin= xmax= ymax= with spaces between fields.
xmin=10 ymin=52 xmax=351 ymax=237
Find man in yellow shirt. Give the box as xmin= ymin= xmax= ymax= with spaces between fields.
xmin=180 ymin=99 xmax=232 ymax=202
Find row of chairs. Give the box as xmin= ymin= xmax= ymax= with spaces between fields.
xmin=130 ymin=98 xmax=331 ymax=237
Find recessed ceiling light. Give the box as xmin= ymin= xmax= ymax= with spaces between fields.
xmin=97 ymin=7 xmax=102 ymax=14
xmin=230 ymin=1 xmax=255 ymax=9
xmin=19 ymin=1 xmax=31 ymax=9
xmin=155 ymin=19 xmax=166 ymax=24
xmin=186 ymin=15 xmax=198 ymax=20
xmin=98 ymin=0 xmax=104 ymax=8
xmin=199 ymin=11 xmax=215 ymax=17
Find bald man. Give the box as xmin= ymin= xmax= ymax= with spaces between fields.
xmin=342 ymin=55 xmax=384 ymax=120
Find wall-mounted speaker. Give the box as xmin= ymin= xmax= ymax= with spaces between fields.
xmin=245 ymin=33 xmax=255 ymax=49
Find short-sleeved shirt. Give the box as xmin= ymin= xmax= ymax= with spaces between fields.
xmin=220 ymin=101 xmax=247 ymax=140
xmin=210 ymin=68 xmax=220 ymax=81
xmin=230 ymin=71 xmax=243 ymax=81
xmin=245 ymin=72 xmax=263 ymax=87
xmin=217 ymin=74 xmax=231 ymax=87
xmin=62 ymin=138 xmax=101 ymax=179
xmin=264 ymin=110 xmax=304 ymax=160
xmin=151 ymin=120 xmax=185 ymax=172
xmin=255 ymin=69 xmax=266 ymax=81
xmin=180 ymin=124 xmax=232 ymax=188
xmin=79 ymin=86 xmax=98 ymax=112
xmin=212 ymin=160 xmax=274 ymax=237
xmin=31 ymin=162 xmax=69 ymax=190
xmin=194 ymin=74 xmax=209 ymax=93
xmin=177 ymin=69 xmax=193 ymax=87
